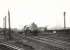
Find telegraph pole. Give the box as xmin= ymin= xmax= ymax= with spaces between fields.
xmin=3 ymin=16 xmax=7 ymax=39
xmin=8 ymin=9 xmax=12 ymax=40
xmin=8 ymin=10 xmax=11 ymax=31
xmin=64 ymin=11 xmax=66 ymax=29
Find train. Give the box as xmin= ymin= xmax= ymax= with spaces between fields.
xmin=23 ymin=25 xmax=39 ymax=36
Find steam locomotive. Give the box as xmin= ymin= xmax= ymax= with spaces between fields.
xmin=24 ymin=25 xmax=39 ymax=36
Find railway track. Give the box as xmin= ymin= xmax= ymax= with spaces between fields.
xmin=26 ymin=36 xmax=70 ymax=50
xmin=35 ymin=36 xmax=70 ymax=45
xmin=0 ymin=42 xmax=24 ymax=50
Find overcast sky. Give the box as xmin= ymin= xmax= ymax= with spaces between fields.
xmin=0 ymin=0 xmax=70 ymax=29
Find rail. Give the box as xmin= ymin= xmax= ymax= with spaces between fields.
xmin=26 ymin=36 xmax=70 ymax=50
xmin=0 ymin=42 xmax=24 ymax=50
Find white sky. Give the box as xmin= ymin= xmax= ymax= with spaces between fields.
xmin=0 ymin=0 xmax=70 ymax=29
